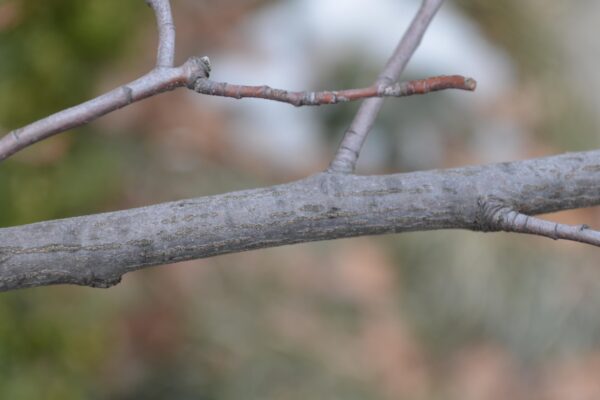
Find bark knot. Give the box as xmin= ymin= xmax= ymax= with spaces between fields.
xmin=475 ymin=196 xmax=515 ymax=232
xmin=184 ymin=56 xmax=211 ymax=88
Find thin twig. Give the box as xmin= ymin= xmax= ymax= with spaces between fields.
xmin=0 ymin=0 xmax=182 ymax=161
xmin=145 ymin=0 xmax=176 ymax=68
xmin=0 ymin=57 xmax=210 ymax=162
xmin=481 ymin=205 xmax=600 ymax=246
xmin=0 ymin=67 xmax=472 ymax=161
xmin=193 ymin=75 xmax=476 ymax=106
xmin=0 ymin=0 xmax=469 ymax=162
xmin=329 ymin=0 xmax=445 ymax=174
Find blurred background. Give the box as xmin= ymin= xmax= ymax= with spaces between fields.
xmin=1 ymin=0 xmax=600 ymax=398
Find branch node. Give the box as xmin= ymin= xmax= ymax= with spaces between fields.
xmin=475 ymin=196 xmax=513 ymax=232
xmin=475 ymin=196 xmax=600 ymax=246
xmin=199 ymin=56 xmax=211 ymax=75
xmin=552 ymin=223 xmax=560 ymax=240
xmin=183 ymin=56 xmax=211 ymax=89
xmin=122 ymin=85 xmax=133 ymax=104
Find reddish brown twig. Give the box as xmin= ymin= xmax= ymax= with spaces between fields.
xmin=383 ymin=75 xmax=476 ymax=96
xmin=0 ymin=0 xmax=471 ymax=162
xmin=192 ymin=75 xmax=476 ymax=107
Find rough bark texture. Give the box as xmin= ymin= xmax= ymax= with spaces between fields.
xmin=1 ymin=150 xmax=598 ymax=292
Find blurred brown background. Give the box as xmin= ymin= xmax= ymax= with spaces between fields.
xmin=1 ymin=0 xmax=600 ymax=398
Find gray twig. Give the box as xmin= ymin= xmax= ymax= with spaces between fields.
xmin=328 ymin=0 xmax=445 ymax=173
xmin=0 ymin=57 xmax=210 ymax=161
xmin=479 ymin=202 xmax=600 ymax=246
xmin=146 ymin=0 xmax=176 ymax=67
xmin=0 ymin=0 xmax=463 ymax=162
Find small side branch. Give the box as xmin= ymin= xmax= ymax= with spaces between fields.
xmin=192 ymin=75 xmax=476 ymax=107
xmin=146 ymin=0 xmax=176 ymax=67
xmin=0 ymin=57 xmax=210 ymax=161
xmin=0 ymin=0 xmax=182 ymax=161
xmin=329 ymin=0 xmax=445 ymax=174
xmin=479 ymin=200 xmax=600 ymax=247
xmin=0 ymin=68 xmax=471 ymax=162
xmin=0 ymin=0 xmax=462 ymax=162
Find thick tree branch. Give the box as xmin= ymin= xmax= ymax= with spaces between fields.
xmin=146 ymin=0 xmax=176 ymax=68
xmin=329 ymin=0 xmax=445 ymax=173
xmin=192 ymin=75 xmax=476 ymax=106
xmin=1 ymin=150 xmax=599 ymax=292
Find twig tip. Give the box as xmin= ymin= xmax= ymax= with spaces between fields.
xmin=465 ymin=77 xmax=477 ymax=91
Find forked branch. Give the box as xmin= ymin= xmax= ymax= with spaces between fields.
xmin=0 ymin=0 xmax=472 ymax=162
xmin=0 ymin=57 xmax=211 ymax=162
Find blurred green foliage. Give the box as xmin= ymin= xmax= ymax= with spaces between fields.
xmin=0 ymin=1 xmax=141 ymax=398
xmin=0 ymin=0 xmax=140 ymax=126
xmin=0 ymin=287 xmax=116 ymax=399
xmin=0 ymin=136 xmax=126 ymax=225
xmin=0 ymin=0 xmax=143 ymax=222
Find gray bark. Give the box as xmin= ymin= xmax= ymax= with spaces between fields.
xmin=1 ymin=150 xmax=598 ymax=292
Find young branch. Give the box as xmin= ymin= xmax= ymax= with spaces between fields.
xmin=1 ymin=150 xmax=599 ymax=292
xmin=0 ymin=57 xmax=211 ymax=162
xmin=192 ymin=75 xmax=476 ymax=107
xmin=0 ymin=0 xmax=469 ymax=162
xmin=329 ymin=0 xmax=445 ymax=173
xmin=0 ymin=0 xmax=186 ymax=162
xmin=479 ymin=202 xmax=600 ymax=246
xmin=0 ymin=61 xmax=474 ymax=161
xmin=0 ymin=0 xmax=471 ymax=162
xmin=145 ymin=0 xmax=176 ymax=68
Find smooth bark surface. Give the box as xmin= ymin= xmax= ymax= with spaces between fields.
xmin=192 ymin=75 xmax=475 ymax=107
